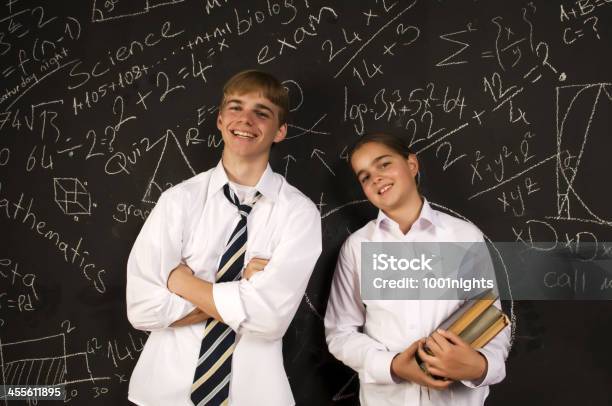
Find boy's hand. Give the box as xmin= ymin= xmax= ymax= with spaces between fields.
xmin=167 ymin=263 xmax=194 ymax=294
xmin=170 ymin=308 xmax=210 ymax=327
xmin=391 ymin=339 xmax=454 ymax=390
xmin=418 ymin=329 xmax=487 ymax=381
xmin=243 ymin=257 xmax=269 ymax=280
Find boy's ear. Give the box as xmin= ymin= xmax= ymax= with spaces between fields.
xmin=273 ymin=123 xmax=287 ymax=143
xmin=216 ymin=113 xmax=223 ymax=131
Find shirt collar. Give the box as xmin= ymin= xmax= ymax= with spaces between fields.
xmin=419 ymin=198 xmax=444 ymax=229
xmin=208 ymin=160 xmax=278 ymax=202
xmin=375 ymin=198 xmax=444 ymax=231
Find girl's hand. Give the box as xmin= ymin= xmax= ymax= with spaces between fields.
xmin=391 ymin=339 xmax=454 ymax=390
xmin=418 ymin=329 xmax=488 ymax=381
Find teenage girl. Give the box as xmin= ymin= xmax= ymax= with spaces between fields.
xmin=324 ymin=133 xmax=510 ymax=405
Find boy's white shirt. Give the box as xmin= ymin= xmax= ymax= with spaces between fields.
xmin=324 ymin=199 xmax=511 ymax=406
xmin=126 ymin=160 xmax=322 ymax=406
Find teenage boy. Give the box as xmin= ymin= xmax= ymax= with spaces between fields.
xmin=126 ymin=70 xmax=322 ymax=406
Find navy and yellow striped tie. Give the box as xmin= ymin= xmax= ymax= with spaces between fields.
xmin=191 ymin=183 xmax=261 ymax=406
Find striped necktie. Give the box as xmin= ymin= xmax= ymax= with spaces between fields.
xmin=191 ymin=183 xmax=261 ymax=406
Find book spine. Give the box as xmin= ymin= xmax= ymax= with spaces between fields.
xmin=471 ymin=314 xmax=510 ymax=349
xmin=448 ymin=298 xmax=495 ymax=335
xmin=460 ymin=305 xmax=503 ymax=344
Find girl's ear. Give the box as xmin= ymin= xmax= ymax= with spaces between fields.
xmin=407 ymin=153 xmax=419 ymax=178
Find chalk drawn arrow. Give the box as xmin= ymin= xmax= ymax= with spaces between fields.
xmin=283 ymin=154 xmax=296 ymax=178
xmin=311 ymin=149 xmax=335 ymax=176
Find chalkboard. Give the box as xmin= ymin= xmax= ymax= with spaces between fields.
xmin=1 ymin=0 xmax=612 ymax=404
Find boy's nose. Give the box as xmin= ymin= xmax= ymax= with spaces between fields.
xmin=238 ymin=110 xmax=255 ymax=124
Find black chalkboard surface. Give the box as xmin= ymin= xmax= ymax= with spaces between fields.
xmin=2 ymin=1 xmax=612 ymax=405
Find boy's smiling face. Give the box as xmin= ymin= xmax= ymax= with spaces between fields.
xmin=217 ymin=92 xmax=287 ymax=161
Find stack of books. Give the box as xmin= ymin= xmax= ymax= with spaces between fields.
xmin=417 ymin=289 xmax=509 ymax=379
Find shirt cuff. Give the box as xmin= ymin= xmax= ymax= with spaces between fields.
xmin=212 ymin=281 xmax=246 ymax=332
xmin=460 ymin=348 xmax=493 ymax=388
xmin=163 ymin=292 xmax=196 ymax=328
xmin=362 ymin=350 xmax=398 ymax=384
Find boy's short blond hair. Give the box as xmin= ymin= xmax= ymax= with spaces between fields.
xmin=221 ymin=70 xmax=289 ymax=125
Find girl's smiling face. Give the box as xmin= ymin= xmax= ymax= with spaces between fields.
xmin=350 ymin=141 xmax=419 ymax=212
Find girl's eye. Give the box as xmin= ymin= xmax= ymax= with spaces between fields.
xmin=381 ymin=161 xmax=390 ymax=168
xmin=360 ymin=175 xmax=369 ymax=184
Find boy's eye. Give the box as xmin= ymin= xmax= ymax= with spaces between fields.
xmin=255 ymin=111 xmax=269 ymax=118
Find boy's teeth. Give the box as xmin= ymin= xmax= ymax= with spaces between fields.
xmin=233 ymin=130 xmax=254 ymax=138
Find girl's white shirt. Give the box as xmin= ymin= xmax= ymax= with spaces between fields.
xmin=324 ymin=199 xmax=511 ymax=406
